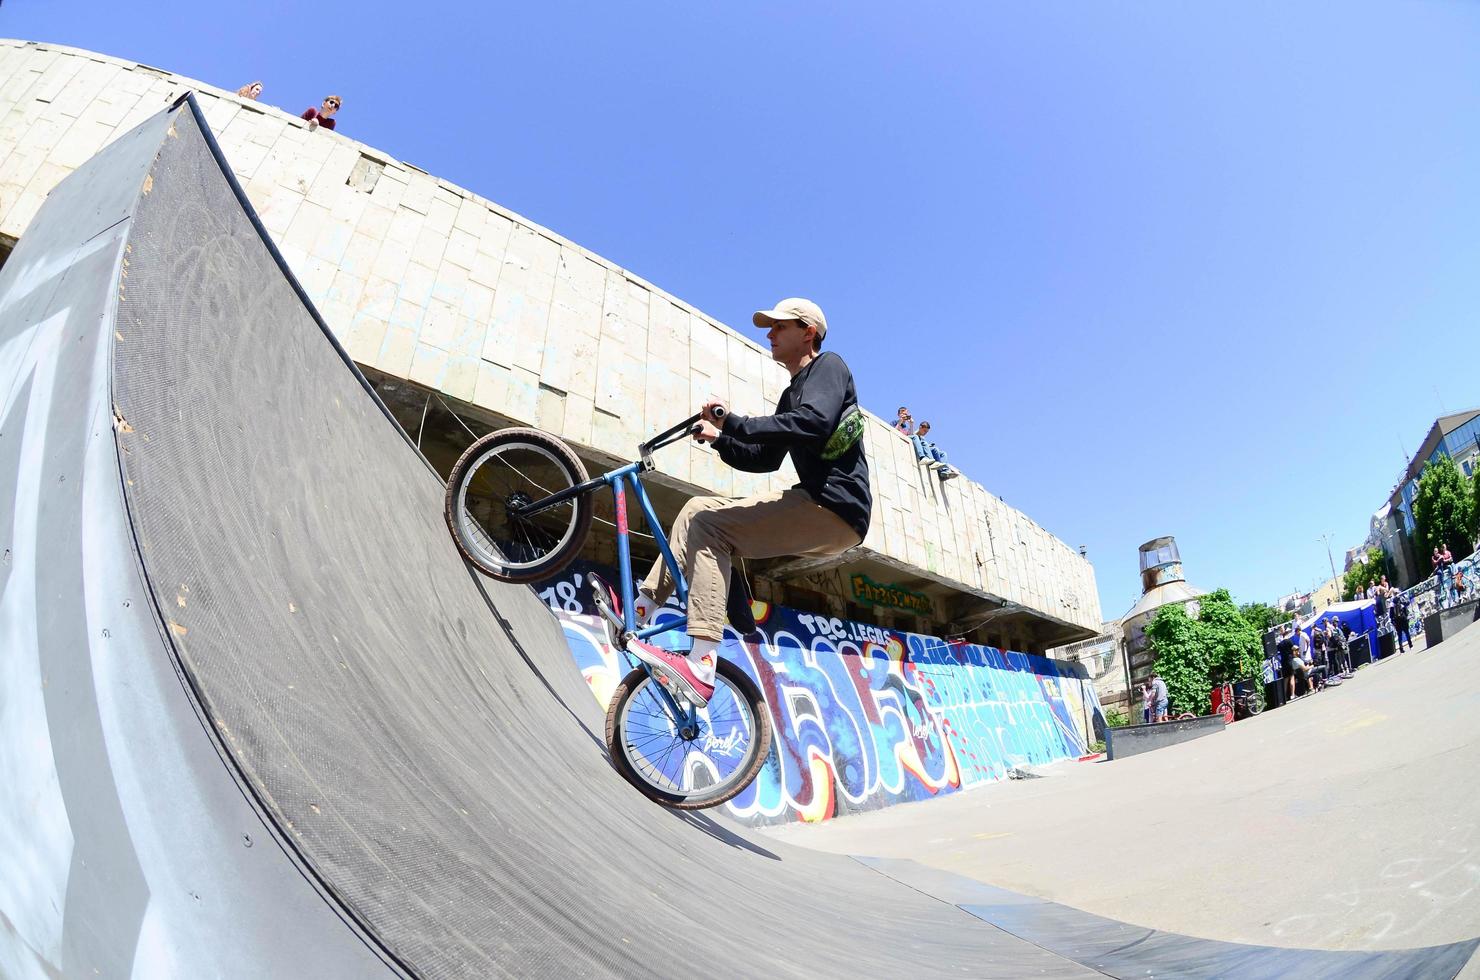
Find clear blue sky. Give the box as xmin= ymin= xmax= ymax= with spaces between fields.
xmin=11 ymin=1 xmax=1479 ymax=619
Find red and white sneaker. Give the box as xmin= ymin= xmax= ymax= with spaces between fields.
xmin=626 ymin=639 xmax=715 ymax=708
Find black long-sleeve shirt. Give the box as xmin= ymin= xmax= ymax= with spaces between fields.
xmin=712 ymin=351 xmax=872 ymax=540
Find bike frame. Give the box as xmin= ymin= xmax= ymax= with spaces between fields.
xmin=511 ymin=414 xmax=709 ymax=726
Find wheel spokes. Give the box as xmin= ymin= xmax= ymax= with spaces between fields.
xmin=619 ymin=674 xmax=758 ymax=799
xmin=459 ymin=442 xmax=581 ymax=570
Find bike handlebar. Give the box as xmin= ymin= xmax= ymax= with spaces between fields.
xmin=639 ymin=408 xmax=726 ymax=457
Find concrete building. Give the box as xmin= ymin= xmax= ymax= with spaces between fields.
xmin=1381 ymin=409 xmax=1480 ymax=587
xmin=0 ymin=39 xmax=1102 ymax=651
xmin=1048 ymin=536 xmax=1207 ymax=715
xmin=1046 ymin=621 xmax=1129 ymax=719
xmin=1120 ymin=536 xmax=1205 ymax=685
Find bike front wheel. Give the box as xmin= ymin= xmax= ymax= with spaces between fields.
xmin=605 ymin=658 xmax=772 ymax=810
xmin=444 ymin=427 xmax=593 ymax=583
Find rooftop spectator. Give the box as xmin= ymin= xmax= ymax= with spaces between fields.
xmin=236 ymin=81 xmax=263 ymax=100
xmin=893 ymin=407 xmax=914 ymax=436
xmin=912 ymin=421 xmax=958 ymax=481
xmin=303 ymin=95 xmax=342 ymax=131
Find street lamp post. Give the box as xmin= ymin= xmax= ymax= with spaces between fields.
xmin=1319 ymin=532 xmax=1340 ymax=602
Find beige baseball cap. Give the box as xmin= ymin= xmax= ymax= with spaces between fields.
xmin=753 ymin=297 xmax=827 ymax=342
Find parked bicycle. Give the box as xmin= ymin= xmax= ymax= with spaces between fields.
xmin=443 ymin=412 xmax=772 ymax=810
xmin=1213 ymin=680 xmax=1264 ymax=723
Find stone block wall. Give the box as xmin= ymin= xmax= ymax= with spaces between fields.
xmin=0 ymin=38 xmax=1101 ymax=633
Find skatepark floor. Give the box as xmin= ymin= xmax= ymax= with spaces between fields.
xmin=764 ymin=621 xmax=1480 ymax=971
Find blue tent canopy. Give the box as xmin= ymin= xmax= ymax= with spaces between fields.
xmin=1297 ymin=599 xmax=1378 ymax=639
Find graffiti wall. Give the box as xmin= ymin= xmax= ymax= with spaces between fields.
xmin=539 ymin=562 xmax=1106 ymax=827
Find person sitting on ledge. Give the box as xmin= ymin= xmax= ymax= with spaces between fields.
xmin=911 ymin=421 xmax=958 ymax=480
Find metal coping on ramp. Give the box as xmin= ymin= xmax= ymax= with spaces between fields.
xmin=5 ymin=92 xmax=1476 ymax=979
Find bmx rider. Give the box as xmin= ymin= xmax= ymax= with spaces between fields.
xmin=624 ymin=298 xmax=872 ymax=706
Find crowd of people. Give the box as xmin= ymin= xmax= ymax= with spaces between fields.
xmin=236 ymin=80 xmax=343 ymax=132
xmin=1266 ymin=573 xmax=1427 ymax=707
xmin=893 ymin=407 xmax=957 ymax=481
xmin=1274 ymin=618 xmax=1360 ymax=700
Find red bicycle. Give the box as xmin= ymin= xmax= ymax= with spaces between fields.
xmin=1213 ymin=680 xmax=1263 ymax=723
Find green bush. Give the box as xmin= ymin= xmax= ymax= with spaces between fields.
xmin=1343 ymin=546 xmax=1388 ymax=601
xmin=1239 ymin=602 xmax=1293 ymax=632
xmin=1145 ymin=588 xmax=1263 ymax=716
xmin=1104 ymin=707 xmax=1132 ymax=729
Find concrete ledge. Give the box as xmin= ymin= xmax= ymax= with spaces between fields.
xmin=1106 ymin=714 xmax=1225 ymax=761
xmin=1423 ymin=600 xmax=1480 ymax=648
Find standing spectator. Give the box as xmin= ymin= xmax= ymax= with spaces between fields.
xmin=1392 ymin=589 xmax=1413 ymax=653
xmin=236 ymin=81 xmax=263 ymax=100
xmin=303 ymin=94 xmax=342 ymax=131
xmin=911 ymin=421 xmax=959 ymax=480
xmin=1327 ymin=620 xmax=1351 ymax=677
xmin=1276 ymin=625 xmax=1297 ymax=704
xmin=1435 ymin=546 xmax=1454 ymax=608
xmin=1296 ymin=622 xmax=1311 ymax=663
xmin=1310 ymin=625 xmax=1329 ymax=687
xmin=1373 ymin=577 xmax=1393 ymax=640
xmin=1141 ymin=680 xmax=1153 ymax=725
xmin=893 ymin=407 xmax=914 ymax=436
xmin=1151 ymin=673 xmax=1169 ymax=723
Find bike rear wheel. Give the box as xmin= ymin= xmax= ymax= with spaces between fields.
xmin=444 ymin=427 xmax=593 ymax=583
xmin=605 ymin=658 xmax=772 ymax=810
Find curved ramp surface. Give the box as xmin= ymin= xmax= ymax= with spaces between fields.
xmin=1 ymin=97 xmax=1095 ymax=979
xmin=2 ymin=97 xmax=1473 ymax=980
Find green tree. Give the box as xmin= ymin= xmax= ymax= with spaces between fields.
xmin=1413 ymin=455 xmax=1478 ymax=573
xmin=1145 ymin=589 xmax=1265 ymax=716
xmin=1474 ymin=468 xmax=1480 ymax=549
xmin=1199 ymin=590 xmax=1264 ymax=686
xmin=1239 ymin=602 xmax=1293 ymax=632
xmin=1342 ymin=546 xmax=1388 ymax=600
xmin=1143 ymin=602 xmax=1207 ymax=714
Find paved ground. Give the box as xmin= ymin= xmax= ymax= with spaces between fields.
xmin=765 ymin=621 xmax=1480 ymax=964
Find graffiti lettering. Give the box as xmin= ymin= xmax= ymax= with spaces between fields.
xmin=545 ymin=561 xmax=1105 ymax=826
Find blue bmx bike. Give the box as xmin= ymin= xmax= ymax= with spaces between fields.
xmin=443 ymin=412 xmax=772 ymax=809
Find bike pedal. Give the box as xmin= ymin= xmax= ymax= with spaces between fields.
xmin=588 ymin=575 xmax=625 ymax=629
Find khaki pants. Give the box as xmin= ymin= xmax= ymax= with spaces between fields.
xmin=642 ymin=489 xmax=860 ymax=640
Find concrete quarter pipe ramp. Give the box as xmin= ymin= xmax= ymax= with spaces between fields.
xmin=1 ymin=96 xmax=1474 ymax=979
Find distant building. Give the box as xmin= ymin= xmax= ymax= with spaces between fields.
xmin=1047 ymin=621 xmax=1128 ymax=718
xmin=1382 ymin=409 xmax=1480 ymax=586
xmin=1121 ymin=536 xmax=1206 ymax=686
xmin=1275 ymin=590 xmax=1311 ymax=618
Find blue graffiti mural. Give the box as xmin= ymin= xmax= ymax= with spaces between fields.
xmin=542 ymin=562 xmax=1105 ymax=826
